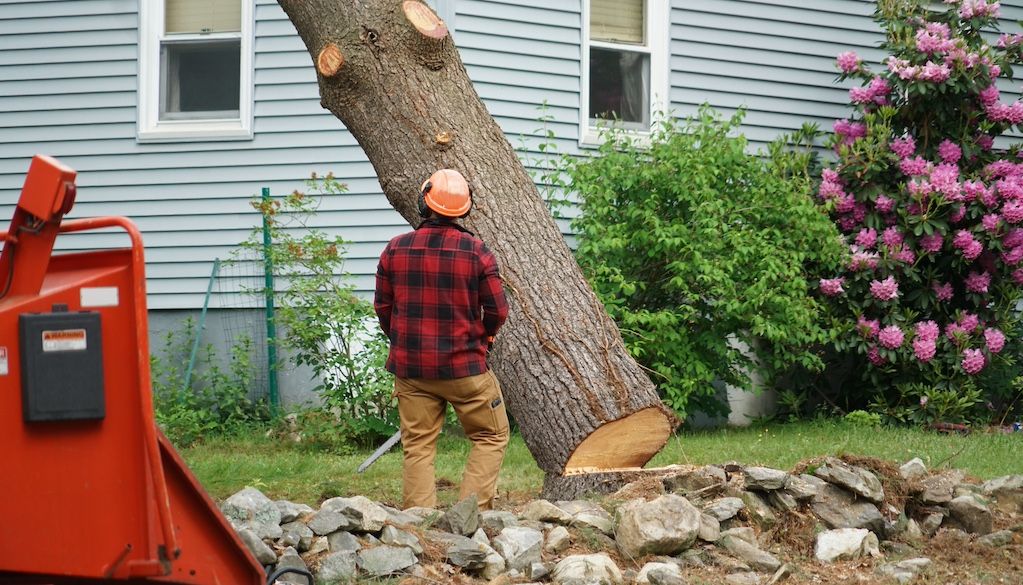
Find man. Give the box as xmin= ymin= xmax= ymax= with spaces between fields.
xmin=374 ymin=168 xmax=510 ymax=510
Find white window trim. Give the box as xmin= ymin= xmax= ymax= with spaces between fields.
xmin=137 ymin=0 xmax=254 ymax=142
xmin=580 ymin=0 xmax=669 ymax=147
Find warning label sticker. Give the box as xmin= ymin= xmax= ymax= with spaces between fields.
xmin=42 ymin=329 xmax=87 ymax=352
xmin=0 ymin=347 xmax=7 ymax=375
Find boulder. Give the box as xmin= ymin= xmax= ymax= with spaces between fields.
xmin=480 ymin=510 xmax=519 ymax=533
xmin=306 ymin=536 xmax=328 ymax=556
xmin=545 ymin=525 xmax=571 ymax=554
xmin=978 ymin=530 xmax=1014 ymax=547
xmin=557 ymin=500 xmax=615 ymax=534
xmin=767 ymin=490 xmax=799 ymax=512
xmin=917 ymin=471 xmax=964 ymax=505
xmin=813 ymin=458 xmax=884 ymax=503
xmin=948 ymin=494 xmax=992 ymax=535
xmin=982 ymin=475 xmax=1023 ymax=514
xmin=725 ymin=572 xmax=761 ymax=585
xmin=740 ymin=491 xmax=777 ymax=528
xmin=529 ymin=561 xmax=551 ymax=580
xmin=663 ymin=466 xmax=728 ymax=494
xmin=720 ymin=534 xmax=782 ymax=573
xmin=899 ymin=458 xmax=928 ymax=481
xmin=811 ymin=483 xmax=884 ymax=532
xmin=551 ymin=553 xmax=623 ymax=585
xmin=704 ymin=497 xmax=746 ymax=522
xmin=382 ymin=505 xmax=426 ymax=526
xmin=437 ymin=495 xmax=481 ymax=536
xmin=327 ymin=530 xmax=361 ymax=553
xmin=221 ymin=487 xmax=283 ymax=540
xmin=920 ymin=512 xmax=944 ymax=537
xmin=787 ymin=474 xmax=826 ymax=501
xmin=280 ymin=521 xmax=314 ymax=552
xmin=307 ymin=509 xmax=351 ymax=536
xmin=636 ymin=561 xmax=684 ymax=585
xmin=699 ymin=513 xmax=721 ymax=542
xmin=877 ymin=558 xmax=932 ymax=584
xmin=744 ymin=467 xmax=790 ymax=491
xmin=445 ymin=534 xmax=489 ymax=570
xmin=721 ymin=527 xmax=757 ymax=545
xmin=380 ymin=524 xmax=423 ymax=554
xmin=315 ymin=551 xmax=357 ymax=583
xmin=275 ymin=500 xmax=313 ymax=524
xmin=237 ymin=528 xmax=276 ymax=565
xmin=814 ymin=528 xmax=880 ymax=563
xmin=615 ymin=494 xmax=702 ymax=558
xmin=493 ymin=526 xmax=544 ymax=572
xmin=521 ymin=499 xmax=572 ymax=524
xmin=273 ymin=547 xmax=309 ymax=584
xmin=321 ymin=495 xmax=388 ymax=533
xmin=471 ymin=528 xmax=490 ymax=545
xmin=356 ymin=545 xmax=417 ymax=577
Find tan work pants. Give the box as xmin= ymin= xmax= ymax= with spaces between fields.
xmin=395 ymin=371 xmax=509 ymax=510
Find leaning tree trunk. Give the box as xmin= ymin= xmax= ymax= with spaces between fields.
xmin=277 ymin=0 xmax=678 ymax=495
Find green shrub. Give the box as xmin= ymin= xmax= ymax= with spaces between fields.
xmin=559 ymin=107 xmax=844 ymax=416
xmin=244 ymin=174 xmax=397 ymax=444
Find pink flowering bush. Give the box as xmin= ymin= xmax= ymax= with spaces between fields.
xmin=817 ymin=0 xmax=1023 ymax=421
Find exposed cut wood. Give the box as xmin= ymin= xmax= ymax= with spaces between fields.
xmin=316 ymin=43 xmax=344 ymax=77
xmin=564 ymin=407 xmax=674 ymax=472
xmin=403 ymin=1 xmax=448 ymax=39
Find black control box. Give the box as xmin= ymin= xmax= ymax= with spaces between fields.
xmin=19 ymin=310 xmax=105 ymax=422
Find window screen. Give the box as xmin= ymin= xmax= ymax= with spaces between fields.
xmin=160 ymin=40 xmax=241 ymax=118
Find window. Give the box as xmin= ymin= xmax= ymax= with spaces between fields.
xmin=582 ymin=0 xmax=668 ymax=144
xmin=138 ymin=0 xmax=253 ymax=141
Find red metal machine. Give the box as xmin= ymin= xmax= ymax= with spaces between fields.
xmin=0 ymin=156 xmax=268 ymax=584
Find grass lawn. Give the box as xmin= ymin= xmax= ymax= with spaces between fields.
xmin=181 ymin=418 xmax=1023 ymax=508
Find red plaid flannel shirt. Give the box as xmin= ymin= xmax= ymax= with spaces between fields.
xmin=374 ymin=220 xmax=509 ymax=379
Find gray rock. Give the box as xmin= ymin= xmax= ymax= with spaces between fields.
xmin=720 ymin=534 xmax=782 ymax=573
xmin=482 ymin=543 xmax=506 ymax=579
xmin=814 ymin=458 xmax=884 ymax=503
xmin=663 ymin=466 xmax=728 ymax=494
xmin=903 ymin=519 xmax=923 ymax=541
xmin=277 ymin=531 xmax=300 ymax=549
xmin=281 ymin=520 xmax=315 ymax=551
xmin=437 ymin=495 xmax=481 ymax=536
xmin=307 ymin=509 xmax=350 ymax=536
xmin=767 ymin=490 xmax=799 ymax=512
xmin=899 ymin=458 xmax=928 ymax=481
xmin=557 ymin=500 xmax=615 ymax=534
xmin=920 ymin=512 xmax=944 ymax=537
xmin=382 ymin=505 xmax=426 ymax=527
xmin=522 ymin=499 xmax=572 ymax=523
xmin=707 ymin=548 xmax=752 ymax=573
xmin=814 ymin=528 xmax=880 ymax=563
xmin=471 ymin=528 xmax=490 ymax=545
xmin=811 ymin=483 xmax=884 ymax=532
xmin=977 ymin=529 xmax=1014 ymax=547
xmin=877 ymin=558 xmax=932 ymax=584
xmin=221 ymin=487 xmax=283 ymax=540
xmin=552 ymin=553 xmax=623 ymax=585
xmin=307 ymin=536 xmax=328 ymax=556
xmin=445 ymin=534 xmax=489 ymax=569
xmin=275 ymin=500 xmax=313 ymax=524
xmin=402 ymin=506 xmax=441 ymax=524
xmin=767 ymin=564 xmax=792 ymax=585
xmin=273 ymin=547 xmax=309 ymax=584
xmin=545 ymin=525 xmax=571 ymax=554
xmin=529 ymin=561 xmax=550 ymax=580
xmin=880 ymin=540 xmax=916 ymax=556
xmin=982 ymin=475 xmax=1023 ymax=514
xmin=721 ymin=527 xmax=757 ymax=545
xmin=725 ymin=572 xmax=761 ymax=585
xmin=356 ymin=545 xmax=417 ymax=577
xmin=740 ymin=491 xmax=777 ymax=528
xmin=315 ymin=551 xmax=357 ymax=583
xmin=918 ymin=471 xmax=964 ymax=505
xmin=327 ymin=530 xmax=361 ymax=553
xmin=237 ymin=528 xmax=276 ymax=565
xmin=790 ymin=474 xmax=827 ymax=500
xmin=615 ymin=494 xmax=702 ymax=558
xmin=321 ymin=495 xmax=388 ymax=533
xmin=493 ymin=526 xmax=544 ymax=572
xmin=680 ymin=548 xmax=708 ymax=567
xmin=380 ymin=524 xmax=423 ymax=554
xmin=636 ymin=561 xmax=684 ymax=585
xmin=699 ymin=513 xmax=721 ymax=542
xmin=480 ymin=509 xmax=519 ymax=533
xmin=744 ymin=467 xmax=790 ymax=491
xmin=949 ymin=494 xmax=992 ymax=535
xmin=704 ymin=497 xmax=745 ymax=522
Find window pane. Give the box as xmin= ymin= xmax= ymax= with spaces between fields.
xmin=589 ymin=47 xmax=650 ymax=127
xmin=166 ymin=0 xmax=240 ymax=34
xmin=161 ymin=40 xmax=240 ymax=119
xmin=590 ymin=0 xmax=644 ymax=45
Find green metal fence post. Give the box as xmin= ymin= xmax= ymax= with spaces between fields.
xmin=183 ymin=258 xmax=221 ymax=394
xmin=262 ymin=187 xmax=281 ymax=415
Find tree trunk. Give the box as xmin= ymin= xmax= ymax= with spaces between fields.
xmin=276 ymin=0 xmax=678 ymax=492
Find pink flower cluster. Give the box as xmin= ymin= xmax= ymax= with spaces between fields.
xmin=913 ymin=320 xmax=940 ymax=362
xmin=915 ymin=23 xmax=955 ymax=54
xmin=856 ymin=228 xmax=877 ymax=248
xmin=837 ymin=51 xmax=861 ymax=73
xmin=920 ymin=233 xmax=944 ymax=253
xmin=878 ymin=325 xmax=905 ymax=349
xmin=885 ymin=57 xmax=952 ymax=83
xmin=870 ymin=276 xmax=900 ymax=301
xmin=985 ymin=327 xmax=1006 ymax=353
xmin=933 ymin=281 xmax=954 ymax=301
xmin=952 ymin=230 xmax=984 ymax=260
xmin=850 ymin=77 xmax=891 ymax=106
xmin=938 ymin=140 xmax=962 ymax=164
xmin=820 ymin=277 xmax=845 ymax=296
xmin=834 ymin=119 xmax=867 ymax=145
xmin=997 ymin=33 xmax=1023 ymax=48
xmin=965 ymin=270 xmax=991 ymax=293
xmin=858 ymin=316 xmax=880 ymax=338
xmin=890 ymin=136 xmax=916 ymax=158
xmin=959 ymin=0 xmax=1001 ymax=19
xmin=961 ymin=348 xmax=986 ymax=374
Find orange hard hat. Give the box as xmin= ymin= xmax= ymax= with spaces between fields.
xmin=421 ymin=169 xmax=472 ymax=217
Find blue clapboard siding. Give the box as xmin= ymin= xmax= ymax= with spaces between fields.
xmin=2 ymin=0 xmax=1021 ymax=309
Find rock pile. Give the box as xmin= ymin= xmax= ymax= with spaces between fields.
xmin=219 ymin=459 xmax=1023 ymax=584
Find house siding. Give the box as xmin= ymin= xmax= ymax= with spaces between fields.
xmin=1 ymin=0 xmax=1020 ymax=309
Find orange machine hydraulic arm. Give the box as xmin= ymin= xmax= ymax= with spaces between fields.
xmin=0 ymin=155 xmax=273 ymax=585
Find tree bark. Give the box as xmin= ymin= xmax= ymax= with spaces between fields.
xmin=276 ymin=0 xmax=678 ymax=492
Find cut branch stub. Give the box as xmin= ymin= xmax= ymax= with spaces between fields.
xmin=403 ymin=0 xmax=448 ymax=39
xmin=316 ymin=43 xmax=345 ymax=77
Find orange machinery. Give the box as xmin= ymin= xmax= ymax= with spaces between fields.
xmin=0 ymin=155 xmax=273 ymax=584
